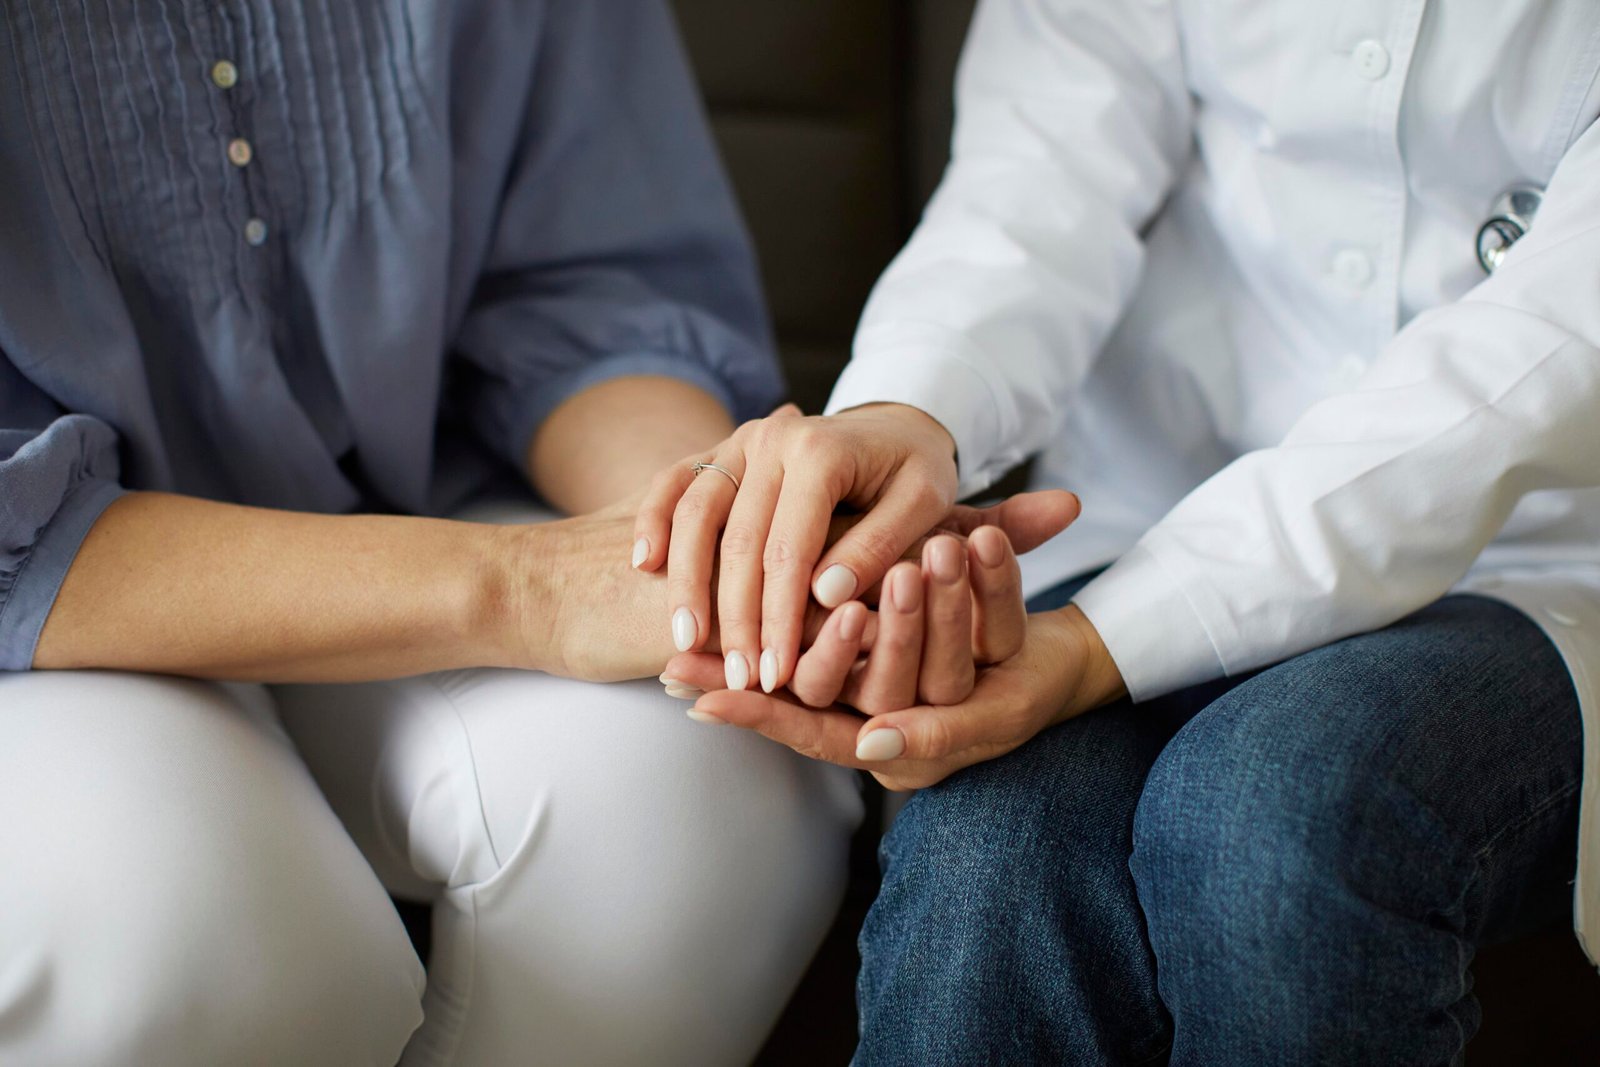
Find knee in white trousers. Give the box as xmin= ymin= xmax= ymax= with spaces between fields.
xmin=0 ymin=671 xmax=426 ymax=1067
xmin=276 ymin=669 xmax=864 ymax=1067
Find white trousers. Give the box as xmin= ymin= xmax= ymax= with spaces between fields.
xmin=0 ymin=631 xmax=860 ymax=1067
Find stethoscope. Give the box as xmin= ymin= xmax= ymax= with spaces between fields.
xmin=1476 ymin=184 xmax=1544 ymax=274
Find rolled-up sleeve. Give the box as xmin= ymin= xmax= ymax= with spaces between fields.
xmin=0 ymin=355 xmax=124 ymax=670
xmin=452 ymin=0 xmax=782 ymax=472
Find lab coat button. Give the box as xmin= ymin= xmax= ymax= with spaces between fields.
xmin=1333 ymin=249 xmax=1374 ymax=289
xmin=1352 ymin=40 xmax=1391 ymax=80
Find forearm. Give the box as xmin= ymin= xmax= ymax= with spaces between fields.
xmin=528 ymin=375 xmax=737 ymax=514
xmin=33 ymin=492 xmax=535 ymax=682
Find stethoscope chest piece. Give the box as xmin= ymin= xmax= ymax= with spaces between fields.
xmin=1476 ymin=184 xmax=1544 ymax=274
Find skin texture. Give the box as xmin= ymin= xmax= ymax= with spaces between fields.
xmin=36 ymin=376 xmax=734 ymax=683
xmin=635 ymin=402 xmax=970 ymax=694
xmin=34 ymin=377 xmax=1069 ymax=689
xmin=668 ymin=594 xmax=1129 ymax=793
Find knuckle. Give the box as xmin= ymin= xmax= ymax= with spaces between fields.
xmin=916 ymin=480 xmax=954 ymax=515
xmin=719 ymin=524 xmax=761 ymax=562
xmin=673 ymin=490 xmax=713 ymax=524
xmin=919 ymin=717 xmax=958 ymax=760
xmin=762 ymin=536 xmax=798 ymax=576
xmin=853 ymin=526 xmax=904 ymax=569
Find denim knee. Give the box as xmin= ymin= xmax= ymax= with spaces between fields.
xmin=1128 ymin=674 xmax=1483 ymax=1063
xmin=858 ymin=708 xmax=1177 ymax=1066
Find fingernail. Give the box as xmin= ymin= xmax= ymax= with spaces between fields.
xmin=856 ymin=728 xmax=906 ymax=762
xmin=839 ymin=603 xmax=866 ymax=643
xmin=815 ymin=564 xmax=857 ymax=608
xmin=929 ymin=537 xmax=962 ymax=583
xmin=672 ymin=607 xmax=697 ymax=652
xmin=973 ymin=527 xmax=1005 ymax=568
xmin=632 ymin=538 xmax=650 ymax=569
xmin=890 ymin=567 xmax=923 ymax=613
xmin=687 ymin=708 xmax=725 ymax=725
xmin=665 ymin=685 xmax=703 ymax=700
xmin=759 ymin=648 xmax=779 ymax=693
xmin=725 ymin=650 xmax=751 ymax=691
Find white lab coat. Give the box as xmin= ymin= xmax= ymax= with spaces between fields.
xmin=825 ymin=0 xmax=1600 ymax=964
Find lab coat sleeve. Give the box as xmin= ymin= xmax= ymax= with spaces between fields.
xmin=451 ymin=0 xmax=783 ymax=473
xmin=1073 ymin=118 xmax=1600 ymax=702
xmin=823 ymin=0 xmax=1194 ymax=496
xmin=0 ymin=353 xmax=125 ymax=671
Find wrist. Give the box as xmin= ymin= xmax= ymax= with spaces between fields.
xmin=838 ymin=403 xmax=957 ymax=462
xmin=1049 ymin=604 xmax=1129 ymax=722
xmin=478 ymin=522 xmax=556 ymax=672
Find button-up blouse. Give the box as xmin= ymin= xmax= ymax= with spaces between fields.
xmin=0 ymin=0 xmax=781 ymax=669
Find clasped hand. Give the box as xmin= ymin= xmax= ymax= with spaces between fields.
xmin=634 ymin=403 xmax=1127 ymax=790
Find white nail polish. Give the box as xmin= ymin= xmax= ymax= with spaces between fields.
xmin=665 ymin=685 xmax=703 ymax=700
xmin=686 ymin=709 xmax=725 ymax=725
xmin=759 ymin=648 xmax=779 ymax=693
xmin=725 ymin=651 xmax=751 ymax=691
xmin=632 ymin=538 xmax=650 ymax=569
xmin=815 ymin=564 xmax=856 ymax=608
xmin=856 ymin=728 xmax=906 ymax=762
xmin=672 ymin=607 xmax=697 ymax=652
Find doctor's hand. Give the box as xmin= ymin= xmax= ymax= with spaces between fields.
xmin=632 ymin=402 xmax=1080 ymax=695
xmin=662 ymin=528 xmax=1030 ymax=713
xmin=670 ymin=595 xmax=1128 ymax=793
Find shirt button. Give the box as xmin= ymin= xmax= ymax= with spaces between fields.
xmin=227 ymin=138 xmax=254 ymax=167
xmin=211 ymin=60 xmax=239 ymax=90
xmin=1352 ymin=40 xmax=1391 ymax=80
xmin=244 ymin=218 xmax=269 ymax=246
xmin=1333 ymin=248 xmax=1375 ymax=289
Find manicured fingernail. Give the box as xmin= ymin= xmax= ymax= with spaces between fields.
xmin=839 ymin=603 xmax=866 ymax=643
xmin=725 ymin=651 xmax=751 ymax=691
xmin=665 ymin=685 xmax=703 ymax=700
xmin=973 ymin=527 xmax=1005 ymax=568
xmin=759 ymin=648 xmax=779 ymax=693
xmin=929 ymin=537 xmax=962 ymax=583
xmin=890 ymin=567 xmax=922 ymax=613
xmin=687 ymin=708 xmax=725 ymax=725
xmin=856 ymin=728 xmax=906 ymax=762
xmin=672 ymin=607 xmax=697 ymax=652
xmin=632 ymin=538 xmax=650 ymax=569
xmin=815 ymin=564 xmax=857 ymax=608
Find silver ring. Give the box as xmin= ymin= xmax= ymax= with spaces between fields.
xmin=691 ymin=461 xmax=741 ymax=492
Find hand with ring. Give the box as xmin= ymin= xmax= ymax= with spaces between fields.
xmin=631 ymin=402 xmax=1080 ymax=701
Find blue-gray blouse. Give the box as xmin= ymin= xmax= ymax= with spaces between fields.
xmin=0 ymin=0 xmax=782 ymax=670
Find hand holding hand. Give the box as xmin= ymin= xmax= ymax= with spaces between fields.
xmin=632 ymin=403 xmax=1079 ymax=695
xmin=664 ymin=550 xmax=1127 ymax=790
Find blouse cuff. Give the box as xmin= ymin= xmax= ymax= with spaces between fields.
xmin=0 ymin=477 xmax=125 ymax=671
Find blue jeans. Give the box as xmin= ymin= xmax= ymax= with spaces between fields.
xmin=856 ymin=575 xmax=1583 ymax=1066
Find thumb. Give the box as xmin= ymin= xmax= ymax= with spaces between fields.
xmin=944 ymin=490 xmax=1080 ymax=555
xmin=853 ymin=703 xmax=983 ymax=764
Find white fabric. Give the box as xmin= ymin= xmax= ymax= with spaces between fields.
xmin=0 ymin=601 xmax=860 ymax=1063
xmin=827 ymin=0 xmax=1600 ymax=963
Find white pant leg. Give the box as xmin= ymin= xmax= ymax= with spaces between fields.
xmin=274 ymin=669 xmax=863 ymax=1067
xmin=0 ymin=670 xmax=425 ymax=1067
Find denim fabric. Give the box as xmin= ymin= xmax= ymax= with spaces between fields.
xmin=857 ymin=576 xmax=1583 ymax=1066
